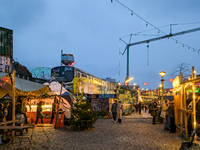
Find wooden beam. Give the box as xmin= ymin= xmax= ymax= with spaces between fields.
xmin=180 ymin=86 xmax=183 ymax=134
xmin=183 ymin=86 xmax=188 ymax=138
xmin=12 ymin=70 xmax=16 ymax=143
xmin=192 ymin=83 xmax=197 ymax=141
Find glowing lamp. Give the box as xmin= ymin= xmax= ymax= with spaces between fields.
xmin=159 ymin=71 xmax=166 ymax=78
xmin=125 ymin=77 xmax=134 ymax=83
xmin=143 ymin=82 xmax=147 ymax=86
xmin=170 ymin=78 xmax=173 ymax=82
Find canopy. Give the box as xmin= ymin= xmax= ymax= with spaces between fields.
xmin=44 ymin=76 xmax=70 ymax=95
xmin=0 ymin=73 xmax=51 ymax=99
xmin=98 ymin=94 xmax=116 ymax=99
xmin=44 ymin=76 xmax=73 ymax=118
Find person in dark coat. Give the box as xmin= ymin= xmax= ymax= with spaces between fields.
xmin=151 ymin=102 xmax=158 ymax=125
xmin=111 ymin=100 xmax=118 ymax=123
xmin=168 ymin=101 xmax=176 ymax=133
xmin=149 ymin=101 xmax=153 ymax=114
xmin=138 ymin=102 xmax=142 ymax=115
xmin=50 ymin=99 xmax=57 ymax=124
xmin=35 ymin=101 xmax=43 ymax=124
xmin=0 ymin=103 xmax=8 ymax=144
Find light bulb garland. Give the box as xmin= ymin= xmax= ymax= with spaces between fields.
xmin=113 ymin=0 xmax=200 ymax=55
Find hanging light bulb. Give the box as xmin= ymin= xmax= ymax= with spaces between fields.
xmin=158 ymin=30 xmax=160 ymax=33
xmin=188 ymin=47 xmax=190 ymax=50
xmin=176 ymin=41 xmax=177 ymax=44
xmin=146 ymin=22 xmax=148 ymax=26
xmin=131 ymin=11 xmax=133 ymax=15
xmin=182 ymin=44 xmax=184 ymax=47
xmin=111 ymin=0 xmax=113 ymax=2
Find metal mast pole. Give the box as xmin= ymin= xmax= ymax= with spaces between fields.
xmin=126 ymin=46 xmax=129 ymax=81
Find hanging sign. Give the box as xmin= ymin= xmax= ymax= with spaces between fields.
xmin=172 ymin=76 xmax=180 ymax=88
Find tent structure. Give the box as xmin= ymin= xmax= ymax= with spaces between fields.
xmin=0 ymin=73 xmax=51 ymax=99
xmin=44 ymin=77 xmax=73 ymax=118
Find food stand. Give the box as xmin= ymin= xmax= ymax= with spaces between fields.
xmin=173 ymin=66 xmax=200 ymax=141
xmin=26 ymin=98 xmax=55 ymax=124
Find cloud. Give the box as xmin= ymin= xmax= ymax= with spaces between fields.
xmin=0 ymin=0 xmax=47 ymax=31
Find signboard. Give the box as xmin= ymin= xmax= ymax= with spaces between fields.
xmin=51 ymin=66 xmax=74 ymax=83
xmin=172 ymin=76 xmax=180 ymax=88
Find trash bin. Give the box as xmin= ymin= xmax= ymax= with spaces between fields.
xmin=54 ymin=111 xmax=64 ymax=128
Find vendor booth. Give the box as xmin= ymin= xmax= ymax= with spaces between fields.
xmin=173 ymin=66 xmax=200 ymax=141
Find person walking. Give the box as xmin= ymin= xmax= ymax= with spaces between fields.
xmin=138 ymin=102 xmax=142 ymax=115
xmin=162 ymin=99 xmax=170 ymax=131
xmin=35 ymin=101 xmax=43 ymax=124
xmin=168 ymin=101 xmax=176 ymax=133
xmin=111 ymin=100 xmax=118 ymax=123
xmin=145 ymin=104 xmax=147 ymax=113
xmin=149 ymin=101 xmax=153 ymax=114
xmin=50 ymin=99 xmax=57 ymax=124
xmin=117 ymin=101 xmax=123 ymax=123
xmin=151 ymin=102 xmax=158 ymax=125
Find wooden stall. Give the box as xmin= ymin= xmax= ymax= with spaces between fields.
xmin=173 ymin=66 xmax=200 ymax=141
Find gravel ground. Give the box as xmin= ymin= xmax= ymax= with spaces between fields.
xmin=0 ymin=112 xmax=199 ymax=150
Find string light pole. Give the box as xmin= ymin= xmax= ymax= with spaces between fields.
xmin=159 ymin=71 xmax=166 ymax=106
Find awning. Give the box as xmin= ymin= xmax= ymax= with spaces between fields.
xmin=0 ymin=73 xmax=51 ymax=99
xmin=98 ymin=94 xmax=116 ymax=99
xmin=44 ymin=76 xmax=70 ymax=95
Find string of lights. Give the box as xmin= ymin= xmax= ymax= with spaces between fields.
xmin=112 ymin=0 xmax=200 ymax=54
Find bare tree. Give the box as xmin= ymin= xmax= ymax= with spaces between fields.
xmin=170 ymin=62 xmax=191 ymax=79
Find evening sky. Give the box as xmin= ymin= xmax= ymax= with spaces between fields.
xmin=0 ymin=0 xmax=200 ymax=90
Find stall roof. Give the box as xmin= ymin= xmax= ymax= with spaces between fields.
xmin=0 ymin=73 xmax=51 ymax=98
xmin=15 ymin=77 xmax=48 ymax=91
xmin=44 ymin=76 xmax=71 ymax=95
xmin=98 ymin=94 xmax=116 ymax=99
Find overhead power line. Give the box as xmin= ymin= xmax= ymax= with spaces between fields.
xmin=112 ymin=0 xmax=200 ymax=54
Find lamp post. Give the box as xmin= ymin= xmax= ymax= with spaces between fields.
xmin=159 ymin=71 xmax=166 ymax=106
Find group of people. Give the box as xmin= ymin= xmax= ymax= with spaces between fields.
xmin=111 ymin=100 xmax=124 ymax=123
xmin=35 ymin=99 xmax=57 ymax=124
xmin=149 ymin=99 xmax=176 ymax=133
xmin=162 ymin=99 xmax=176 ymax=133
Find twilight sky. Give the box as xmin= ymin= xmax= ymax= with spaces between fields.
xmin=0 ymin=0 xmax=200 ymax=90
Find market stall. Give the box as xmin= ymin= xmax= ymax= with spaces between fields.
xmin=173 ymin=66 xmax=200 ymax=141
xmin=26 ymin=98 xmax=54 ymax=124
